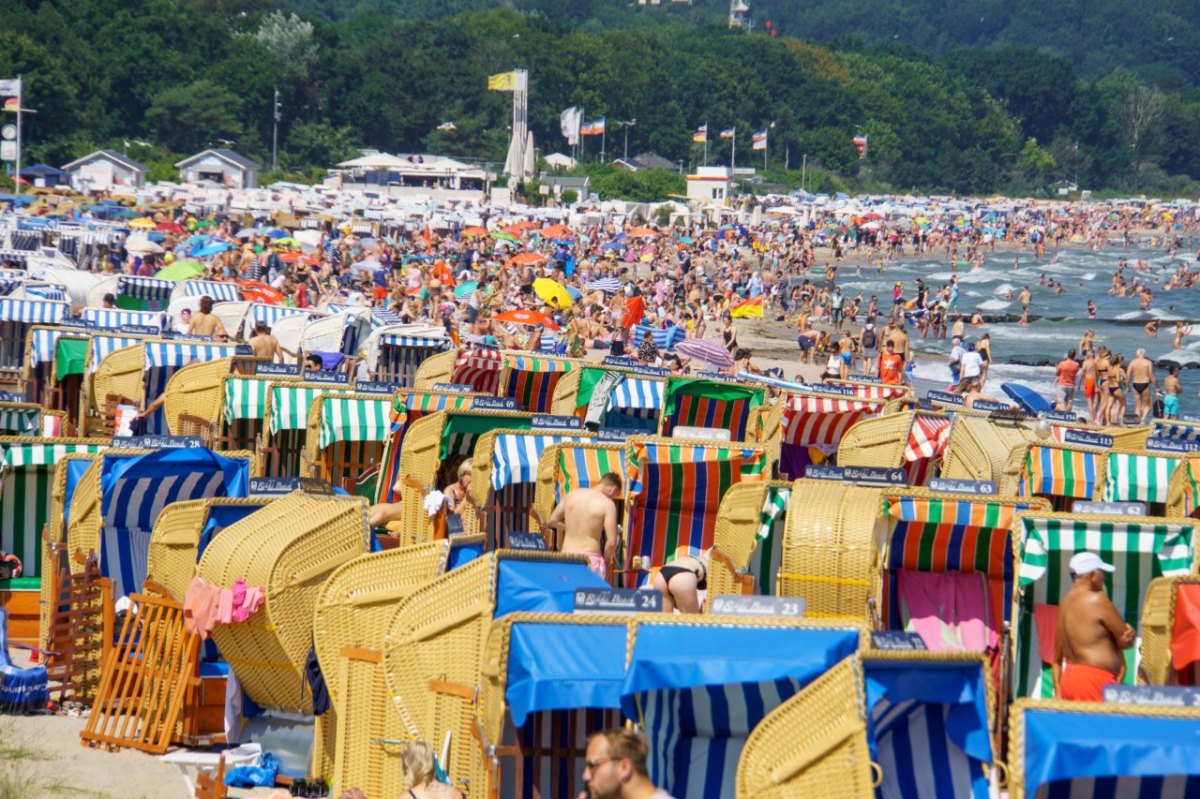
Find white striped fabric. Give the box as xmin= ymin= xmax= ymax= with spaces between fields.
xmin=584 ymin=277 xmax=621 ymax=293
xmin=1153 ymin=421 xmax=1200 ymax=444
xmin=641 ymin=679 xmax=802 ymax=799
xmin=1102 ymin=453 xmax=1180 ymax=503
xmin=0 ymin=279 xmax=21 ymax=296
xmin=316 ymin=396 xmax=390 ymax=448
xmin=490 ymin=433 xmax=587 ymax=492
xmin=246 ymin=302 xmax=309 ymax=330
xmin=0 ymin=408 xmax=40 ymax=434
xmin=380 ymin=333 xmax=451 ymax=349
xmin=269 ymin=385 xmax=328 ymax=434
xmin=100 ymin=469 xmax=227 ymax=599
xmin=144 ymin=342 xmax=238 ymax=370
xmin=0 ymin=298 xmax=68 ymax=324
xmin=224 ymin=378 xmax=269 ymax=423
xmin=90 ymin=335 xmax=141 ymax=369
xmin=1035 ymin=776 xmax=1200 ymax=798
xmin=82 ymin=308 xmax=165 ymax=331
xmin=24 ymin=285 xmax=68 ymax=302
xmin=3 ymin=442 xmax=107 ymax=469
xmin=736 ymin=372 xmax=809 ymax=392
xmin=117 ymin=276 xmax=174 ymax=302
xmin=782 ymin=396 xmax=880 ymax=447
xmin=872 ymin=699 xmax=984 ymax=798
xmin=609 ymin=378 xmax=664 ymax=411
xmin=28 ymin=328 xmax=62 ymax=367
xmin=183 ymin=280 xmax=241 ymax=302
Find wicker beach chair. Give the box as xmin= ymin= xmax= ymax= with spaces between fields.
xmin=1010 ymin=442 xmax=1185 ymax=513
xmin=1139 ymin=574 xmax=1200 ymax=686
xmin=1007 ymin=699 xmax=1200 ymax=798
xmin=658 ymin=376 xmax=766 ymax=441
xmin=1165 ymin=455 xmax=1200 ymax=518
xmin=777 ymin=477 xmax=884 ymax=619
xmin=939 ymin=414 xmax=1047 ymax=483
xmin=260 ymin=381 xmax=353 ymax=477
xmin=766 ymin=391 xmax=891 ymax=479
xmin=822 ymin=378 xmax=914 ymax=402
xmin=498 ymin=353 xmax=581 ymax=413
xmin=706 ymin=480 xmax=792 ymax=600
xmin=196 ymin=493 xmax=368 ymax=712
xmin=839 ymin=409 xmax=953 ymax=485
xmin=547 ymin=361 xmax=665 ymax=432
xmin=145 ymin=498 xmax=269 ymax=602
xmin=88 ymin=345 xmax=146 ymax=434
xmin=737 ymin=650 xmax=997 ymax=799
xmin=163 ymin=357 xmax=233 ymax=439
xmin=530 ymin=440 xmax=627 ymax=542
xmin=1011 ymin=510 xmax=1198 ymax=699
xmin=304 ymin=392 xmax=392 ymax=492
xmin=412 ymin=348 xmax=460 ymax=389
xmin=374 ymin=388 xmax=481 ymax=506
xmin=396 ymin=409 xmax=533 ymax=545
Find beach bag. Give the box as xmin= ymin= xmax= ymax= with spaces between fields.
xmin=1154 ymin=395 xmax=1165 ymax=419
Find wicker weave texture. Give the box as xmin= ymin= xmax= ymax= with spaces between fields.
xmin=941 ymin=415 xmax=1038 ymax=483
xmin=548 ymin=366 xmax=583 ymax=416
xmin=837 ymin=411 xmax=917 ymax=469
xmin=708 ymin=481 xmax=775 ymax=600
xmin=145 ymin=498 xmax=269 ymax=602
xmin=412 ymin=349 xmax=458 ymax=389
xmin=164 ymin=358 xmax=232 ymax=438
xmin=197 ymin=493 xmax=367 ymax=711
xmin=91 ymin=343 xmax=146 ymax=414
xmin=1139 ymin=575 xmax=1200 ymax=685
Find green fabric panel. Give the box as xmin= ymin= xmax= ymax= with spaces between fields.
xmin=576 ymin=367 xmax=607 ymax=409
xmin=0 ymin=577 xmax=40 ymax=590
xmin=115 ymin=295 xmax=148 ymax=311
xmin=55 ymin=337 xmax=88 ymax=380
xmin=439 ymin=414 xmax=531 ymax=461
xmin=662 ymin=378 xmax=765 ymax=419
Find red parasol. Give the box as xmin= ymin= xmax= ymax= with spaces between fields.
xmin=238 ymin=280 xmax=284 ymax=305
xmin=493 ymin=309 xmax=561 ymax=331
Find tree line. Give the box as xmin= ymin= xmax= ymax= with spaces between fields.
xmin=0 ymin=0 xmax=1197 ymax=198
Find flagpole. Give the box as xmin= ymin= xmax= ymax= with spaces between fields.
xmin=703 ymin=122 xmax=708 ymax=166
xmin=730 ymin=129 xmax=736 ymax=177
xmin=13 ymin=75 xmax=21 ymax=197
xmin=601 ymin=126 xmax=606 ymax=163
xmin=763 ymin=135 xmax=768 ymax=171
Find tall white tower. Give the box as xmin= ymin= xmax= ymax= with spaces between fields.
xmin=729 ymin=0 xmax=749 ymax=29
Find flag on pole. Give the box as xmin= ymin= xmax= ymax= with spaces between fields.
xmin=730 ymin=296 xmax=763 ymax=318
xmin=752 ymin=130 xmax=768 ymax=150
xmin=0 ymin=78 xmax=20 ymax=112
xmin=853 ymin=134 xmax=868 ymax=158
xmin=719 ymin=128 xmax=736 ymax=139
xmin=2 ymin=98 xmax=17 ymax=112
xmin=488 ymin=71 xmax=519 ymax=91
xmin=560 ymin=106 xmax=583 ymax=145
xmin=580 ymin=117 xmax=606 ymax=136
xmin=692 ymin=124 xmax=708 ymax=143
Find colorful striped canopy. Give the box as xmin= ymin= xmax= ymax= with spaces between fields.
xmin=28 ymin=327 xmax=64 ymax=367
xmin=781 ymin=395 xmax=882 ymax=447
xmin=224 ymin=377 xmax=269 ymax=422
xmin=316 ymin=396 xmax=390 ymax=448
xmin=1019 ymin=445 xmax=1100 ymax=500
xmin=577 ymin=368 xmax=665 ymax=421
xmin=1014 ymin=515 xmax=1196 ymax=697
xmin=625 ymin=441 xmax=766 ymax=581
xmin=82 ymin=308 xmax=164 ymax=331
xmin=268 ymin=384 xmax=334 ymax=434
xmin=553 ymin=444 xmax=626 ymax=503
xmin=439 ymin=413 xmax=532 ymax=461
xmin=1103 ymin=452 xmax=1180 ymax=504
xmin=905 ymin=413 xmax=952 ymax=461
xmin=183 ymin=280 xmax=241 ymax=302
xmin=144 ymin=341 xmax=238 ymax=370
xmin=0 ymin=407 xmax=41 ymax=435
xmin=1153 ymin=420 xmax=1200 ymax=444
xmin=0 ymin=440 xmax=108 ymax=577
xmin=490 ymin=432 xmax=587 ymax=492
xmin=375 ymin=392 xmax=476 ymax=504
xmin=0 ymin=298 xmax=68 ymax=325
xmin=117 ymin=276 xmax=174 ymax=302
xmin=830 ymin=382 xmax=909 ymax=401
xmin=503 ymin=355 xmax=573 ymax=413
xmin=25 ymin=284 xmax=68 ymax=302
xmin=749 ymin=486 xmax=790 ymax=595
xmin=246 ymin=302 xmax=308 ymax=331
xmin=451 ymin=347 xmax=503 ymax=394
xmin=661 ymin=378 xmax=764 ymax=441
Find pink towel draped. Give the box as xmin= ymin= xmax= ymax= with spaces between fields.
xmin=897 ymin=569 xmax=998 ymax=653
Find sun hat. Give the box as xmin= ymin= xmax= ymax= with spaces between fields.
xmin=1069 ymin=552 xmax=1115 ymax=576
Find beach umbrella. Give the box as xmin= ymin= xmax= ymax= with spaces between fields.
xmin=125 ymin=238 xmax=164 ymax=255
xmin=509 ymin=252 xmax=548 ymax=266
xmin=533 ymin=277 xmax=574 ymax=309
xmin=156 ymin=221 xmax=185 ymax=234
xmin=274 ymin=237 xmax=299 ymax=247
xmin=493 ymin=309 xmax=561 ymax=331
xmin=542 ymin=224 xmax=572 ymax=238
xmin=502 ymin=224 xmax=526 ymax=237
xmin=279 ymin=252 xmax=319 ymax=265
xmin=454 ymin=281 xmax=478 ymax=299
xmin=627 ymin=227 xmax=659 ymax=238
xmin=234 ymin=227 xmax=257 ymax=238
xmin=155 ymin=259 xmax=206 ymax=280
xmin=676 ymin=338 xmax=734 ymax=369
xmin=129 ymin=217 xmax=155 ymax=230
xmin=600 ymin=240 xmax=625 ymax=253
xmin=490 ymin=230 xmax=517 ymax=242
xmin=239 ymin=280 xmax=283 ymax=305
xmin=293 ymin=229 xmax=322 ymax=249
xmin=462 ymin=226 xmax=488 ymax=237
xmin=194 ymin=241 xmax=234 ymax=257
xmin=263 ymin=228 xmax=287 ymax=239
xmin=565 ymin=286 xmax=582 ymax=300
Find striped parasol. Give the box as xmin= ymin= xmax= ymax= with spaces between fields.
xmin=584 ymin=277 xmax=621 ymax=293
xmin=675 ymin=338 xmax=734 ymax=369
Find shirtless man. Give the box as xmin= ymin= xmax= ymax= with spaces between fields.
xmin=547 ymin=472 xmax=621 ymax=580
xmin=1080 ymin=350 xmax=1099 ymax=422
xmin=249 ymin=322 xmax=284 ymax=363
xmin=1053 ymin=552 xmax=1135 ymax=701
xmin=1127 ymin=348 xmax=1158 ymax=424
xmin=1164 ymin=365 xmax=1181 ymax=419
xmin=188 ymin=296 xmax=226 ymax=338
xmin=888 ymin=323 xmax=911 ymax=363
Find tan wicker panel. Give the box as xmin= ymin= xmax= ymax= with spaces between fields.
xmin=1007 ymin=698 xmax=1200 ymax=799
xmin=145 ymin=498 xmax=270 ymax=602
xmin=41 ymin=454 xmax=97 ymax=641
xmin=1110 ymin=426 xmax=1152 ymax=450
xmin=1165 ymin=457 xmax=1200 ymax=518
xmin=941 ymin=415 xmax=1041 ymax=482
xmin=837 ymin=411 xmax=918 ymax=469
xmin=312 ymin=540 xmax=448 ymax=713
xmin=412 ymin=349 xmax=458 ymax=389
xmin=164 ymin=358 xmax=232 ymax=437
xmin=332 ymin=650 xmax=407 ymax=799
xmin=197 ymin=493 xmax=367 ymax=711
xmin=91 ymin=343 xmax=146 ymax=414
xmin=65 ymin=455 xmax=106 ymax=572
xmin=707 ymin=481 xmax=776 ymax=601
xmin=778 ymin=478 xmax=884 ymax=619
xmin=548 ymin=366 xmax=583 ymax=415
xmin=736 ymin=657 xmax=872 ymax=799
xmin=397 ymin=411 xmax=449 ymax=545
xmin=312 ymin=710 xmax=337 ymax=783
xmin=1139 ymin=574 xmax=1200 ymax=685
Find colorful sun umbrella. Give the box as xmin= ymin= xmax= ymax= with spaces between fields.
xmin=238 ymin=280 xmax=283 ymax=305
xmin=454 ymin=281 xmax=478 ymax=299
xmin=490 ymin=230 xmax=517 ymax=242
xmin=128 ymin=218 xmax=155 ymax=230
xmin=532 ymin=277 xmax=574 ymax=309
xmin=627 ymin=226 xmax=660 ymax=238
xmin=156 ymin=221 xmax=185 ymax=234
xmin=509 ymin=252 xmax=548 ymax=266
xmin=542 ymin=224 xmax=573 ymax=238
xmin=493 ymin=309 xmax=561 ymax=331
xmin=155 ymin=260 xmax=206 ymax=280
xmin=676 ymin=338 xmax=734 ymax=369
xmin=462 ymin=226 xmax=488 ymax=237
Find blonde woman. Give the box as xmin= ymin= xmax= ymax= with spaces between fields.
xmin=401 ymin=740 xmax=464 ymax=799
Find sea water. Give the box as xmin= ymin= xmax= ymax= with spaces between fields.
xmin=832 ymin=246 xmax=1200 ymax=416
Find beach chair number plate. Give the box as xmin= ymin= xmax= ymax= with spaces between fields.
xmin=355 ymin=380 xmax=400 ymax=395
xmin=598 ymin=428 xmax=639 ymax=442
xmin=506 ymin=531 xmax=547 ymax=551
xmin=871 ymin=631 xmax=928 ymax=650
xmin=929 ymin=478 xmax=997 ymax=496
xmin=258 ymin=363 xmax=300 ymax=376
xmin=709 ymin=595 xmax=805 ymax=618
xmin=1145 ymin=436 xmax=1200 ymax=454
xmin=472 ymin=396 xmax=519 ymax=411
xmin=1072 ymin=500 xmax=1147 ymax=516
xmin=432 ymin=383 xmax=474 ymax=392
xmin=806 ymin=464 xmax=906 ymax=487
xmin=304 ymin=370 xmax=346 ymax=384
xmin=1103 ymin=685 xmax=1200 ymax=707
xmin=112 ymin=435 xmax=205 ymax=450
xmin=574 ymin=588 xmax=662 ymax=614
xmin=1062 ymin=429 xmax=1113 ymax=449
xmin=927 ymin=390 xmax=964 ymax=406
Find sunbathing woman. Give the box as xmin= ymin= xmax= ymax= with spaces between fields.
xmin=651 ymin=553 xmax=708 ymax=614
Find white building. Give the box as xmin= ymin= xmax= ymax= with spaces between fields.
xmin=175 ymin=149 xmax=261 ymax=189
xmin=686 ymin=166 xmax=731 ymax=204
xmin=62 ymin=150 xmax=148 ymax=191
xmin=329 ymin=153 xmax=491 ymax=202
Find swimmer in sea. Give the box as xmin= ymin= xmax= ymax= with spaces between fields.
xmin=1087 ymin=300 xmax=1097 ymax=320
xmin=1145 ymin=319 xmax=1160 ymax=338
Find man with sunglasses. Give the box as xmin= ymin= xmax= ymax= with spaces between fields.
xmin=581 ymin=728 xmax=674 ymax=799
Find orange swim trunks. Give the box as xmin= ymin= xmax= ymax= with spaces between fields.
xmin=1084 ymin=377 xmax=1096 ymax=398
xmin=1060 ymin=662 xmax=1118 ymax=701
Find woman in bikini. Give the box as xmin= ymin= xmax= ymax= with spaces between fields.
xmin=1107 ymin=355 xmax=1126 ymax=426
xmin=651 ymin=554 xmax=708 ymax=613
xmin=400 ymin=739 xmax=464 ymax=799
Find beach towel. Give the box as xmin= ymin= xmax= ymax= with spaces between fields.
xmin=898 ymin=569 xmax=996 ymax=652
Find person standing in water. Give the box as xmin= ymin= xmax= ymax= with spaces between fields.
xmin=1127 ymin=349 xmax=1158 ymax=425
xmin=1164 ymin=364 xmax=1181 ymax=419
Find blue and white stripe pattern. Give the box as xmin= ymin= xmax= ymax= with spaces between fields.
xmin=609 ymin=378 xmax=664 ymax=412
xmin=736 ymin=372 xmax=809 ymax=392
xmin=490 ymin=433 xmax=587 ymax=492
xmin=90 ymin=336 xmax=142 ymax=370
xmin=100 ymin=467 xmax=229 ymax=599
xmin=24 ymin=285 xmax=68 ymax=302
xmin=246 ymin=302 xmax=308 ymax=330
xmin=117 ymin=276 xmax=174 ymax=302
xmin=871 ymin=699 xmax=988 ymax=798
xmin=584 ymin=277 xmax=621 ymax=293
xmin=144 ymin=342 xmax=239 ymax=371
xmin=83 ymin=308 xmax=165 ymax=331
xmin=641 ymin=678 xmax=803 ymax=799
xmin=1153 ymin=421 xmax=1200 ymax=444
xmin=183 ymin=280 xmax=241 ymax=302
xmin=536 ymin=333 xmax=565 ymax=355
xmin=371 ymin=309 xmax=403 ymax=328
xmin=0 ymin=279 xmax=20 ymax=296
xmin=29 ymin=328 xmax=64 ymax=367
xmin=631 ymin=324 xmax=686 ymax=351
xmin=0 ymin=298 xmax=68 ymax=325
xmin=378 ymin=333 xmax=451 ymax=386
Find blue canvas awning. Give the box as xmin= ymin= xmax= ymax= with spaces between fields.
xmin=505 ymin=621 xmax=629 ymax=727
xmin=493 ymin=558 xmax=607 ymax=619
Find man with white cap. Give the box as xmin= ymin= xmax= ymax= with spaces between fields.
xmin=1053 ymin=551 xmax=1136 ymax=701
